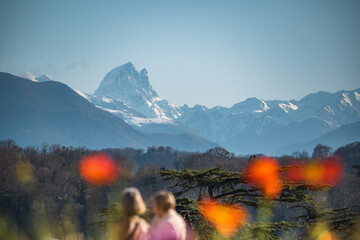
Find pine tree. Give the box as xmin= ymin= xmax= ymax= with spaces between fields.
xmin=159 ymin=167 xmax=360 ymax=239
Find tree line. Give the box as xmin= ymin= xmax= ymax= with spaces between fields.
xmin=0 ymin=139 xmax=359 ymax=239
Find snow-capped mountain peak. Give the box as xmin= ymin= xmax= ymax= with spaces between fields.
xmin=92 ymin=62 xmax=181 ymax=120
xmin=94 ymin=62 xmax=158 ymax=99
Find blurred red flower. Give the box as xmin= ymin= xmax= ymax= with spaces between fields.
xmin=79 ymin=152 xmax=119 ymax=186
xmin=285 ymin=156 xmax=343 ymax=187
xmin=244 ymin=157 xmax=282 ymax=198
xmin=198 ymin=199 xmax=248 ymax=238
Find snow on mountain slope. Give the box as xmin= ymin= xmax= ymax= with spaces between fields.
xmin=90 ymin=95 xmax=191 ymax=134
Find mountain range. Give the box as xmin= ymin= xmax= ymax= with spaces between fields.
xmin=1 ymin=62 xmax=359 ymax=155
xmin=81 ymin=62 xmax=360 ymax=155
xmin=0 ymin=72 xmax=216 ymax=151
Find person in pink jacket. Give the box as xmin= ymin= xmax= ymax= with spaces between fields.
xmin=148 ymin=191 xmax=187 ymax=240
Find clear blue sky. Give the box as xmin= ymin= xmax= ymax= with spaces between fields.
xmin=0 ymin=0 xmax=359 ymax=107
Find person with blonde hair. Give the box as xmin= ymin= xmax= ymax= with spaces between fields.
xmin=148 ymin=190 xmax=187 ymax=240
xmin=110 ymin=187 xmax=149 ymax=240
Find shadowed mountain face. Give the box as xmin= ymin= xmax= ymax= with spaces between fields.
xmin=0 ymin=72 xmax=152 ymax=149
xmin=0 ymin=72 xmax=217 ymax=151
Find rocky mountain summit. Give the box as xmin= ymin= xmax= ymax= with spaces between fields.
xmin=93 ymin=62 xmax=181 ymax=121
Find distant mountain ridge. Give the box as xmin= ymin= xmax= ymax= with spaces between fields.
xmin=83 ymin=62 xmax=360 ymax=154
xmin=0 ymin=72 xmax=217 ymax=151
xmin=274 ymin=121 xmax=360 ymax=155
xmin=15 ymin=63 xmax=360 ymax=154
xmin=177 ymin=89 xmax=360 ymax=154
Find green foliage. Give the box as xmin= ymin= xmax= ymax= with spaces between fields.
xmin=159 ymin=167 xmax=242 ymax=198
xmin=159 ymin=167 xmax=360 ymax=239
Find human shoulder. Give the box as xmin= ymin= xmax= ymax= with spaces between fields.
xmin=166 ymin=210 xmax=186 ymax=225
xmin=138 ymin=217 xmax=150 ymax=230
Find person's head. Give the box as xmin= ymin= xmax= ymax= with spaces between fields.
xmin=120 ymin=187 xmax=146 ymax=216
xmin=151 ymin=190 xmax=176 ymax=217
